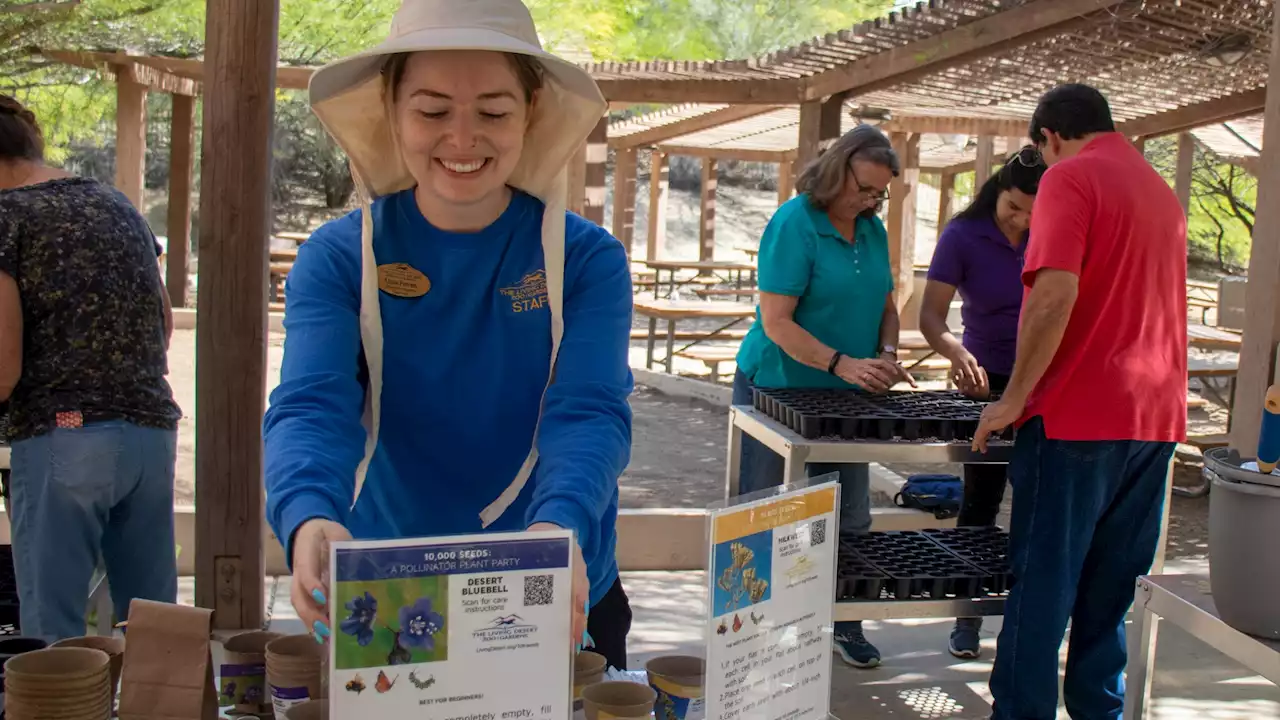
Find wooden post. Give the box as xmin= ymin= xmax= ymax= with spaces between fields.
xmin=166 ymin=94 xmax=195 ymax=308
xmin=1231 ymin=6 xmax=1280 ymax=454
xmin=974 ymin=136 xmax=994 ymax=185
xmin=818 ymin=91 xmax=848 ymax=152
xmin=583 ymin=116 xmax=608 ymax=226
xmin=113 ymin=69 xmax=147 ymax=210
xmin=937 ymin=171 xmax=955 ymax=230
xmin=777 ymin=161 xmax=794 ymax=206
xmin=1133 ymin=136 xmax=1147 ymax=155
xmin=1004 ymin=135 xmax=1023 ymax=158
xmin=612 ymin=147 xmax=637 ymax=258
xmin=567 ymin=142 xmax=587 ymax=215
xmin=796 ymin=100 xmax=823 ymax=176
xmin=646 ymin=150 xmax=668 ymax=262
xmin=195 ymin=0 xmax=278 ymax=631
xmin=1175 ymin=132 xmax=1194 ymax=215
xmin=698 ymin=157 xmax=717 ymax=262
xmin=887 ymin=133 xmax=919 ymax=310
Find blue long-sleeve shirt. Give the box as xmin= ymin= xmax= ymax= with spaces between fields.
xmin=263 ymin=188 xmax=633 ymax=606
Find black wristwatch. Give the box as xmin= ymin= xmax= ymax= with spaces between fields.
xmin=827 ymin=351 xmax=843 ymax=375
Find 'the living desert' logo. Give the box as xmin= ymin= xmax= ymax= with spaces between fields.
xmin=500 ymin=270 xmax=548 ymax=313
xmin=472 ymin=613 xmax=537 ymax=643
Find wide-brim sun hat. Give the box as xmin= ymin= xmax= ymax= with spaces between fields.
xmin=307 ymin=0 xmax=608 ymax=526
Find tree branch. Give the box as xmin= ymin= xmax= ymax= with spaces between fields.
xmin=0 ymin=1 xmax=81 ymax=15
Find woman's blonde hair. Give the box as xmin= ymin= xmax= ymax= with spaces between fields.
xmin=795 ymin=124 xmax=899 ymax=211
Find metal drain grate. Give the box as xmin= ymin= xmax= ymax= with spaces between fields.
xmin=898 ymin=686 xmax=965 ymax=719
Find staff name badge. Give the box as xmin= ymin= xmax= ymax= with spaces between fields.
xmin=329 ymin=529 xmax=574 ymax=720
xmin=378 ymin=263 xmax=431 ymax=298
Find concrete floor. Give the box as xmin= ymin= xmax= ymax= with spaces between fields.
xmin=183 ymin=555 xmax=1280 ymax=720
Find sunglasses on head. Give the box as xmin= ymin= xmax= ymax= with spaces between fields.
xmin=1006 ymin=146 xmax=1045 ymax=168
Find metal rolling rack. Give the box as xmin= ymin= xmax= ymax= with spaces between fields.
xmin=724 ymin=390 xmax=1017 ymax=623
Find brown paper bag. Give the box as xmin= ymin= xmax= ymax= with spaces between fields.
xmin=116 ymin=599 xmax=217 ymax=720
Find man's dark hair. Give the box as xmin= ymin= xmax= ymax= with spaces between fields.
xmin=1028 ymin=83 xmax=1116 ymax=145
xmin=0 ymin=94 xmax=44 ymax=162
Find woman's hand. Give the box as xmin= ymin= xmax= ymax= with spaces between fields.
xmin=836 ymin=356 xmax=912 ymax=393
xmin=527 ymin=522 xmax=590 ymax=650
xmin=947 ymin=350 xmax=990 ymax=398
xmin=290 ymin=518 xmax=353 ymax=643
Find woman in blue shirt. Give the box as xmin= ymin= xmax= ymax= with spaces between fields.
xmin=263 ymin=0 xmax=634 ymax=668
xmin=920 ymin=146 xmax=1045 ymax=659
xmin=732 ymin=125 xmax=915 ymax=669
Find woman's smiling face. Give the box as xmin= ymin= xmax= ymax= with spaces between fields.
xmin=392 ymin=50 xmax=533 ymax=219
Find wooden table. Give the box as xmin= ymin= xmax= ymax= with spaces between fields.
xmin=1188 ymin=324 xmax=1242 ymax=351
xmin=643 ymin=260 xmax=756 ymax=299
xmin=632 ymin=299 xmax=757 ymax=373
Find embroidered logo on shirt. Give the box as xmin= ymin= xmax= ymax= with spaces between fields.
xmin=500 ymin=270 xmax=548 ymax=313
xmin=378 ymin=263 xmax=431 ymax=298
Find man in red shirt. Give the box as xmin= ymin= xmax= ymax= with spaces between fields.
xmin=973 ymin=84 xmax=1187 ymax=719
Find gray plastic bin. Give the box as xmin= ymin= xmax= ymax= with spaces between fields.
xmin=1205 ymin=447 xmax=1280 ymax=640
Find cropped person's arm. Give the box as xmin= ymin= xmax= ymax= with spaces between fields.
xmin=0 ymin=272 xmax=19 ymax=401
xmin=263 ymin=225 xmax=367 ymax=561
xmin=758 ymin=292 xmax=839 ymax=372
xmin=527 ymin=227 xmax=633 ymax=561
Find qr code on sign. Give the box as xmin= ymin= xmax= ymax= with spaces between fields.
xmin=523 ymin=574 xmax=554 ymax=607
xmin=810 ymin=519 xmax=827 ymax=547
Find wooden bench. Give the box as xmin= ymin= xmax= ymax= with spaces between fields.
xmin=692 ymin=287 xmax=758 ymax=301
xmin=673 ymin=346 xmax=739 ymax=381
xmin=1187 ymin=296 xmax=1216 ymax=324
xmin=629 ymin=327 xmax=750 ymax=342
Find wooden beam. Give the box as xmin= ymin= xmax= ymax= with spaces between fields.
xmin=876 ymin=115 xmax=1029 ymax=138
xmin=1175 ymin=132 xmax=1194 ymax=215
xmin=567 ymin=141 xmax=587 ymax=215
xmin=646 ymin=151 xmax=669 ymax=262
xmin=1120 ymin=87 xmax=1267 ymax=140
xmin=612 ymin=148 xmax=638 ymax=258
xmin=887 ymin=133 xmax=919 ymax=310
xmin=802 ymin=0 xmax=1126 ymax=101
xmin=656 ymin=144 xmax=796 ymax=163
xmin=777 ymin=161 xmax=794 ymax=206
xmin=166 ymin=94 xmax=195 ymax=309
xmin=195 ymin=0 xmax=276 ymax=631
xmin=583 ymin=116 xmax=608 ymax=225
xmin=595 ymin=78 xmax=799 ymax=105
xmin=113 ymin=68 xmax=147 ymax=210
xmin=937 ymin=172 xmax=955 ymax=229
xmin=936 ymin=158 xmax=976 ymax=176
xmin=974 ymin=136 xmax=995 ymax=184
xmin=1231 ymin=9 xmax=1280 ymax=454
xmin=1133 ymin=136 xmax=1147 ymax=155
xmin=43 ymin=51 xmax=198 ymax=95
xmin=610 ymin=104 xmax=784 ymax=149
xmin=699 ymin=158 xmax=717 ymax=262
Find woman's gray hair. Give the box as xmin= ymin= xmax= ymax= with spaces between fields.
xmin=795 ymin=124 xmax=900 ymax=211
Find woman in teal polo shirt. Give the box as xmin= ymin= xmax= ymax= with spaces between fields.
xmin=732 ymin=124 xmax=913 ymax=669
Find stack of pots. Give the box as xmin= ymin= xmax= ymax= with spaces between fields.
xmin=3 ymin=648 xmax=112 ymax=720
xmin=265 ymin=635 xmax=326 ymax=719
xmin=0 ymin=638 xmax=48 ymax=716
xmin=49 ymin=637 xmax=125 ymax=712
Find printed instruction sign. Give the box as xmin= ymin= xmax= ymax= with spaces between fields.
xmin=329 ymin=529 xmax=574 ymax=719
xmin=705 ymin=481 xmax=839 ymax=720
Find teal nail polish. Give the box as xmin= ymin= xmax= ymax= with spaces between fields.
xmin=313 ymin=632 xmax=324 ymax=644
xmin=313 ymin=620 xmax=330 ymax=637
xmin=312 ymin=588 xmax=327 ymax=606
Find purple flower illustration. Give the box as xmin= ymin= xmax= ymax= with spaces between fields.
xmin=397 ymin=597 xmax=444 ymax=652
xmin=340 ymin=591 xmax=378 ymax=646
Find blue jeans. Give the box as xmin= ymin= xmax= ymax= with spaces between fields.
xmin=10 ymin=420 xmax=178 ymax=641
xmin=990 ymin=417 xmax=1173 ymax=720
xmin=731 ymin=370 xmax=871 ymax=536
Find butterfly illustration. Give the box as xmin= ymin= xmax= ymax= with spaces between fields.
xmin=345 ymin=674 xmax=366 ymax=695
xmin=750 ymin=611 xmax=764 ymax=625
xmin=732 ymin=614 xmax=743 ymax=633
xmin=221 ymin=682 xmax=236 ymax=699
xmin=716 ymin=619 xmax=728 ymax=635
xmin=375 ymin=671 xmax=399 ymax=694
xmin=409 ymin=670 xmax=436 ymax=690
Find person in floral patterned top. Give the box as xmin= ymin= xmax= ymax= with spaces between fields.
xmin=0 ymin=94 xmax=181 ymax=641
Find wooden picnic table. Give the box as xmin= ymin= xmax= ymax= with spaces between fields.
xmin=1187 ymin=324 xmax=1242 ymax=351
xmin=643 ymin=260 xmax=756 ymax=299
xmin=735 ymin=246 xmax=759 ymax=259
xmin=633 ymin=299 xmax=757 ymax=374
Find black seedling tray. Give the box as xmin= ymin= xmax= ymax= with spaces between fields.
xmin=923 ymin=526 xmax=1011 ymax=594
xmin=839 ymin=531 xmax=986 ymax=600
xmin=835 ymin=548 xmax=887 ymax=601
xmin=752 ymin=388 xmax=1014 ymax=442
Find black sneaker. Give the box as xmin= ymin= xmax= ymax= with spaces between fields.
xmin=948 ymin=617 xmax=982 ymax=659
xmin=834 ymin=621 xmax=881 ymax=669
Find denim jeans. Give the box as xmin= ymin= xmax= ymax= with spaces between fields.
xmin=731 ymin=370 xmax=871 ymax=536
xmin=989 ymin=417 xmax=1173 ymax=720
xmin=10 ymin=420 xmax=178 ymax=641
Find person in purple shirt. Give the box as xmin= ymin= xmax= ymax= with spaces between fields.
xmin=920 ymin=146 xmax=1046 ymax=659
